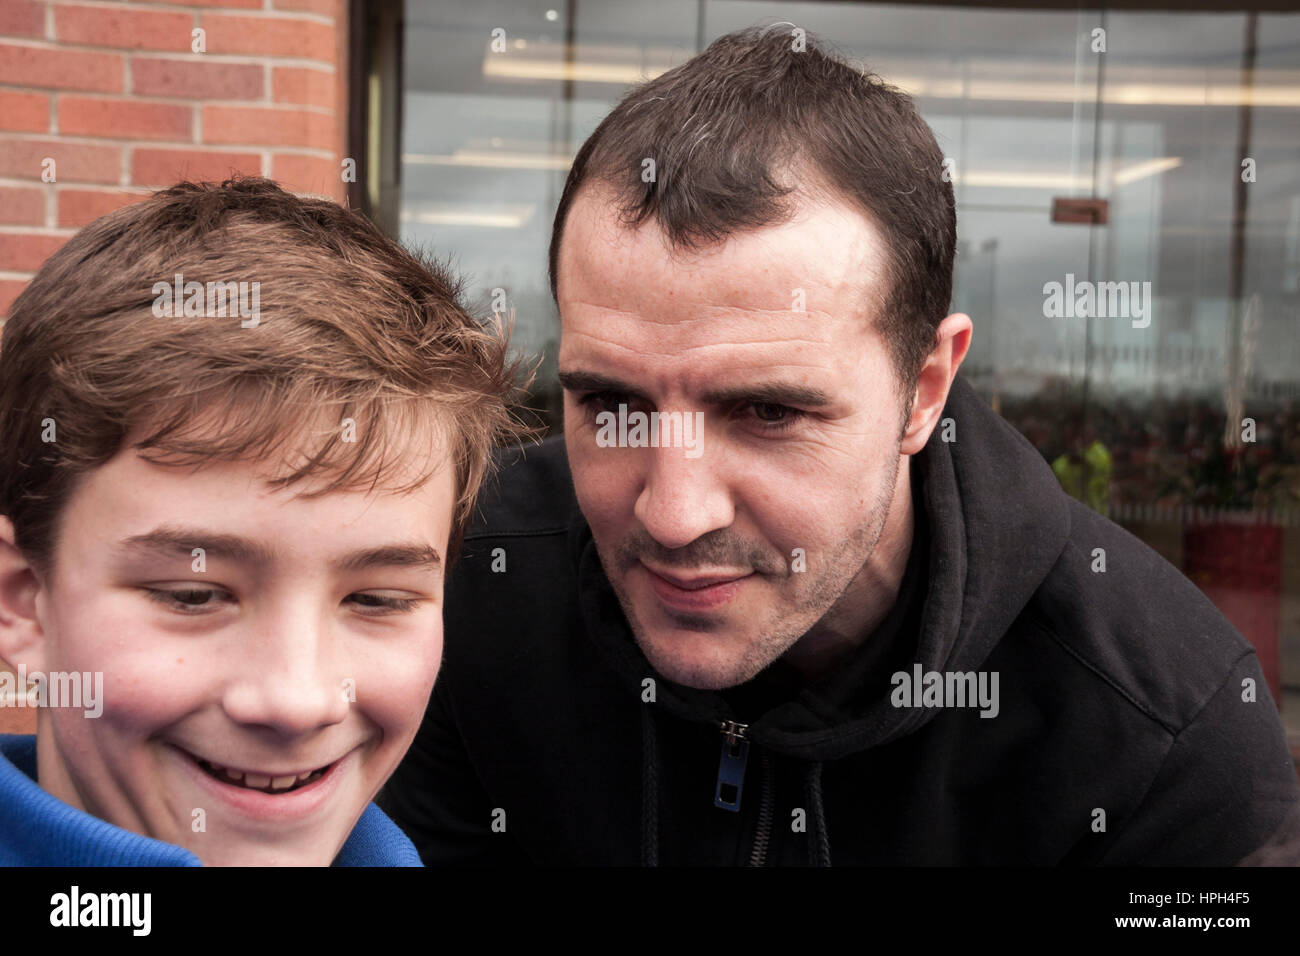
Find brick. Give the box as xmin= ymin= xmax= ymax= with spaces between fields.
xmin=60 ymin=97 xmax=192 ymax=142
xmin=0 ymin=186 xmax=45 ymax=226
xmin=203 ymin=105 xmax=335 ymax=150
xmin=58 ymin=188 xmax=150 ymax=228
xmin=0 ymin=279 xmax=31 ymax=319
xmin=273 ymin=0 xmax=340 ymax=16
xmin=200 ymin=15 xmax=335 ymax=62
xmin=271 ymin=152 xmax=342 ymax=196
xmin=55 ymin=5 xmax=193 ymax=52
xmin=133 ymin=57 xmax=263 ymax=100
xmin=0 ymin=43 xmax=124 ymax=93
xmin=133 ymin=147 xmax=260 ymax=186
xmin=272 ymin=66 xmax=335 ymax=108
xmin=146 ymin=0 xmax=261 ymax=7
xmin=0 ymin=90 xmax=49 ymax=133
xmin=0 ymin=138 xmax=121 ymax=184
xmin=0 ymin=0 xmax=44 ymax=39
xmin=0 ymin=232 xmax=69 ymax=272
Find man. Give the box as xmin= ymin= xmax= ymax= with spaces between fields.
xmin=379 ymin=26 xmax=1300 ymax=864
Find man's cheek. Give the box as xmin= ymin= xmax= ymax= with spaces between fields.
xmin=573 ymin=463 xmax=630 ymax=525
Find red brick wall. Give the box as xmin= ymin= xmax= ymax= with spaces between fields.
xmin=0 ymin=0 xmax=351 ymax=733
xmin=0 ymin=0 xmax=351 ymax=319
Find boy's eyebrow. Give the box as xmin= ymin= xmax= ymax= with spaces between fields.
xmin=117 ymin=527 xmax=441 ymax=572
xmin=334 ymin=544 xmax=442 ymax=574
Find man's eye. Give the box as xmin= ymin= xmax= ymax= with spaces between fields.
xmin=576 ymin=390 xmax=631 ymax=413
xmin=347 ymin=593 xmax=421 ymax=614
xmin=145 ymin=588 xmax=228 ymax=614
xmin=748 ymin=402 xmax=804 ymax=429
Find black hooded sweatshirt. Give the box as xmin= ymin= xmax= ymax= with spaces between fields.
xmin=379 ymin=375 xmax=1300 ymax=865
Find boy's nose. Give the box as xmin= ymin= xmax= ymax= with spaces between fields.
xmin=221 ymin=608 xmax=351 ymax=735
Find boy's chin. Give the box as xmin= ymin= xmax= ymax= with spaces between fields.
xmin=191 ymin=839 xmax=343 ymax=867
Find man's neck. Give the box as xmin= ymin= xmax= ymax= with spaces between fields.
xmin=781 ymin=455 xmax=916 ymax=684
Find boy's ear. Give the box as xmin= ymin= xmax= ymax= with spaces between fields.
xmin=0 ymin=516 xmax=49 ymax=674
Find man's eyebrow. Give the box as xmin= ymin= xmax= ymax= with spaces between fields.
xmin=557 ymin=370 xmax=651 ymax=403
xmin=117 ymin=527 xmax=441 ymax=573
xmin=559 ymin=370 xmax=832 ymax=409
xmin=700 ymin=383 xmax=834 ymax=408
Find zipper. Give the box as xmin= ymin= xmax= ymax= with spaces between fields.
xmin=714 ymin=720 xmax=749 ymax=811
xmin=747 ymin=752 xmax=775 ymax=867
xmin=714 ymin=720 xmax=777 ymax=865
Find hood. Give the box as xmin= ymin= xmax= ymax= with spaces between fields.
xmin=576 ymin=374 xmax=1073 ymax=761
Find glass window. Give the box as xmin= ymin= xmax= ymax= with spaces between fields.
xmin=394 ymin=0 xmax=1300 ymax=752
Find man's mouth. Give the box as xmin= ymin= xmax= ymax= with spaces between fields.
xmin=639 ymin=562 xmax=755 ymax=612
xmin=191 ymin=755 xmax=334 ymax=795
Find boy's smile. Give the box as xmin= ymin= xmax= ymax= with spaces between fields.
xmin=12 ymin=425 xmax=453 ymax=865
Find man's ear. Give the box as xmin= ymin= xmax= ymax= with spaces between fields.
xmin=900 ymin=312 xmax=973 ymax=456
xmin=0 ymin=515 xmax=49 ymax=675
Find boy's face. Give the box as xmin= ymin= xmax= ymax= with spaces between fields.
xmin=21 ymin=431 xmax=453 ymax=865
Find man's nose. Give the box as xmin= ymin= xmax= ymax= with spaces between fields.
xmin=222 ymin=600 xmax=350 ymax=735
xmin=633 ymin=439 xmax=734 ymax=551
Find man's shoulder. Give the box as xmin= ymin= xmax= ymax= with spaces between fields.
xmin=1020 ymin=497 xmax=1259 ymax=733
xmin=467 ymin=435 xmax=579 ymax=540
xmin=444 ymin=435 xmax=588 ymax=670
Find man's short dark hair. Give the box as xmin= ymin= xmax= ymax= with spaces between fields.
xmin=548 ymin=24 xmax=956 ymax=401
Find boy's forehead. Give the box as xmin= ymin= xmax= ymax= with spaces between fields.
xmin=55 ymin=417 xmax=457 ymax=554
xmin=116 ymin=403 xmax=455 ymax=493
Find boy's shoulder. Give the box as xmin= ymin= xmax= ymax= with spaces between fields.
xmin=0 ymin=734 xmax=200 ymax=867
xmin=0 ymin=735 xmax=420 ymax=866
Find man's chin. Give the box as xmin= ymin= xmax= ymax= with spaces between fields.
xmin=633 ymin=627 xmax=768 ymax=691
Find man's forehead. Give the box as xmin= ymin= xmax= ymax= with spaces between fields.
xmin=558 ymin=187 xmax=888 ymax=325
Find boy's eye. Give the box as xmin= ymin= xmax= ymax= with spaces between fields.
xmin=346 ymin=592 xmax=422 ymax=614
xmin=144 ymin=588 xmax=421 ymax=616
xmin=145 ymin=587 xmax=229 ymax=614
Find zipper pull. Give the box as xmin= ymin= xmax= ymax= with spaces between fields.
xmin=714 ymin=720 xmax=749 ymax=812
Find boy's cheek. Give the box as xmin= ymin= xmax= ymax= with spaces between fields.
xmin=42 ymin=606 xmax=192 ymax=724
xmin=353 ymin=630 xmax=443 ymax=729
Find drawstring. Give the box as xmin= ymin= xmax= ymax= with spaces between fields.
xmin=640 ymin=705 xmax=660 ymax=866
xmin=805 ymin=761 xmax=831 ymax=867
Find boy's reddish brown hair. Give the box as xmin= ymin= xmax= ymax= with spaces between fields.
xmin=0 ymin=177 xmax=531 ymax=574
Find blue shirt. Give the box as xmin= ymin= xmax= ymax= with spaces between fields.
xmin=0 ymin=734 xmax=421 ymax=866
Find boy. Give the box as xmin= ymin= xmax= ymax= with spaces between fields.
xmin=0 ymin=178 xmax=525 ymax=865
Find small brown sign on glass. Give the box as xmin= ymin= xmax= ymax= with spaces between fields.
xmin=1051 ymin=197 xmax=1109 ymax=225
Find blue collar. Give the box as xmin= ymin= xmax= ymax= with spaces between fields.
xmin=0 ymin=734 xmax=420 ymax=866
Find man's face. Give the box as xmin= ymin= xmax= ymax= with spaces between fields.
xmin=558 ymin=187 xmax=914 ymax=690
xmin=20 ymin=428 xmax=453 ymax=865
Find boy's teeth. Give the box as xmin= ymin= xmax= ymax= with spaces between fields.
xmin=198 ymin=754 xmax=327 ymax=792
